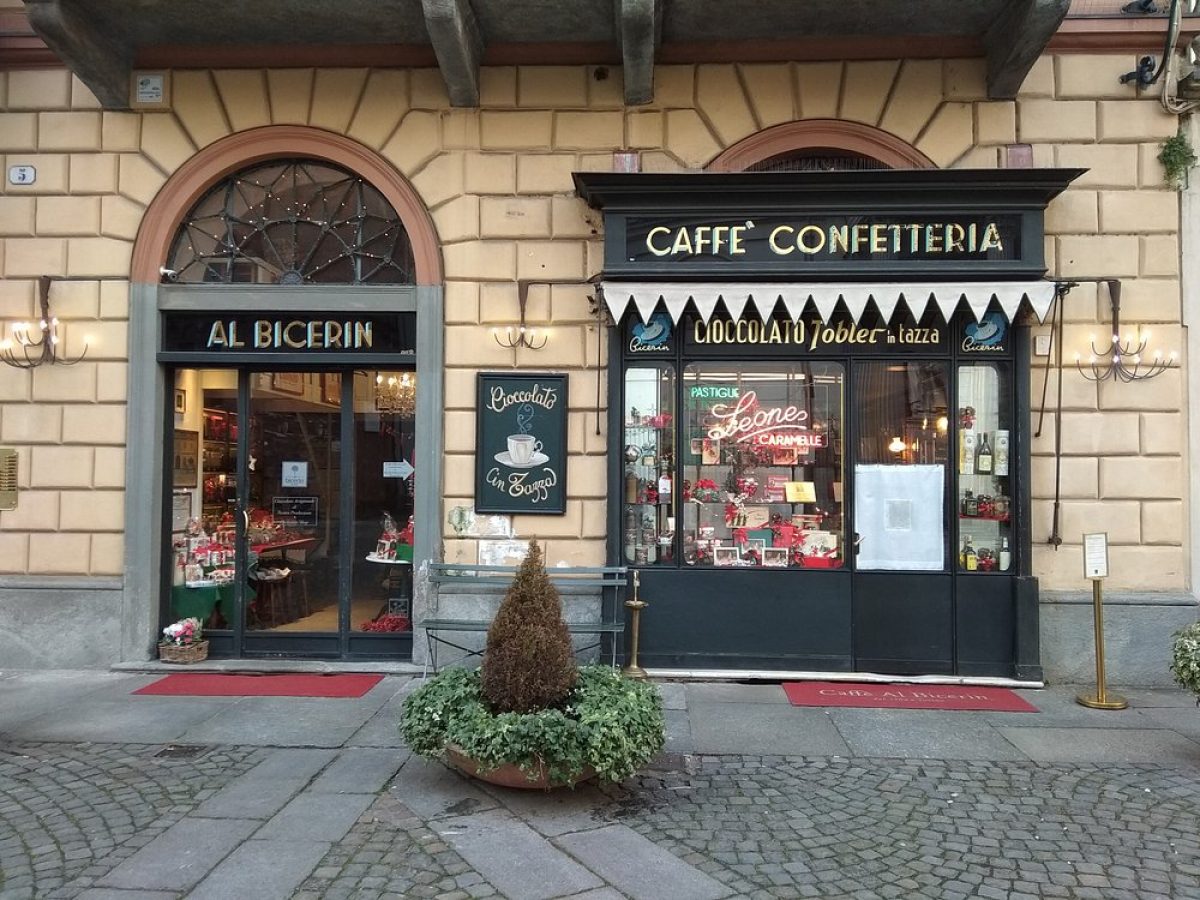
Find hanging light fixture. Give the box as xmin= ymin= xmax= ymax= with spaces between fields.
xmin=1075 ymin=280 xmax=1177 ymax=382
xmin=374 ymin=372 xmax=417 ymax=417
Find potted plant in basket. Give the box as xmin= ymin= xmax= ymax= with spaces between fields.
xmin=158 ymin=616 xmax=208 ymax=663
xmin=1170 ymin=622 xmax=1200 ymax=702
xmin=400 ymin=540 xmax=665 ymax=789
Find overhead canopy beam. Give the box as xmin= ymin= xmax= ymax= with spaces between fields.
xmin=25 ymin=0 xmax=131 ymax=108
xmin=616 ymin=0 xmax=662 ymax=105
xmin=421 ymin=0 xmax=483 ymax=107
xmin=985 ymin=0 xmax=1070 ymax=99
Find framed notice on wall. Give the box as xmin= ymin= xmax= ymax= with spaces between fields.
xmin=475 ymin=373 xmax=568 ymax=515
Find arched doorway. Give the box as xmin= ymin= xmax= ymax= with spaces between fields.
xmin=126 ymin=128 xmax=443 ymax=662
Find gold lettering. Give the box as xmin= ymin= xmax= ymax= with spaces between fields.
xmin=206 ymin=321 xmax=228 ymax=349
xmin=325 ymin=321 xmax=343 ymax=348
xmin=768 ymin=320 xmax=782 ymax=344
xmin=671 ymin=228 xmax=693 ymax=255
xmin=796 ymin=225 xmax=825 ymax=254
xmin=907 ymin=224 xmax=921 ymax=253
xmin=736 ymin=319 xmax=748 ymax=343
xmin=355 ymin=322 xmax=373 ymax=349
xmin=981 ymin=222 xmax=1003 ymax=252
xmin=925 ymin=224 xmax=942 ymax=253
xmin=283 ymin=321 xmax=306 ymax=349
xmin=769 ymin=225 xmax=794 ymax=255
xmin=870 ymin=224 xmax=888 ymax=253
xmin=694 ymin=320 xmax=707 ymax=344
xmin=228 ymin=321 xmax=245 ymax=348
xmin=255 ymin=320 xmax=273 ymax=348
xmin=730 ymin=225 xmax=746 ymax=254
xmin=307 ymin=321 xmax=321 ymax=349
xmin=852 ymin=224 xmax=870 ymax=253
xmin=646 ymin=226 xmax=672 ymax=256
xmin=830 ymin=225 xmax=850 ymax=254
xmin=947 ymin=223 xmax=965 ymax=253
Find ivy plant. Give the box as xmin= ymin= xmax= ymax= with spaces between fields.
xmin=1159 ymin=133 xmax=1197 ymax=190
xmin=400 ymin=665 xmax=666 ymax=785
xmin=1170 ymin=622 xmax=1200 ymax=701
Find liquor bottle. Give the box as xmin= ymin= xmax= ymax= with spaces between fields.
xmin=993 ymin=429 xmax=1010 ymax=476
xmin=976 ymin=432 xmax=993 ymax=474
xmin=961 ymin=490 xmax=976 ymax=517
xmin=658 ymin=469 xmax=672 ymax=503
xmin=960 ymin=431 xmax=976 ymax=475
xmin=998 ymin=537 xmax=1011 ymax=572
xmin=961 ymin=536 xmax=978 ymax=572
xmin=625 ymin=467 xmax=639 ymax=504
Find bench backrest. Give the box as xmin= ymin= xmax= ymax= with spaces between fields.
xmin=428 ymin=563 xmax=626 ymax=590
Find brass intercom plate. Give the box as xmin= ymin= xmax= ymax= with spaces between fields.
xmin=0 ymin=448 xmax=16 ymax=511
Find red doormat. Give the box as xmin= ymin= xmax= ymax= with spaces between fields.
xmin=133 ymin=673 xmax=384 ymax=698
xmin=782 ymin=681 xmax=1038 ymax=712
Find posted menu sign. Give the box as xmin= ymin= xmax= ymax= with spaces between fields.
xmin=475 ymin=373 xmax=568 ymax=515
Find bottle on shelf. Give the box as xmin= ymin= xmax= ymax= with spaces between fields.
xmin=960 ymin=430 xmax=976 ymax=475
xmin=960 ymin=535 xmax=978 ymax=571
xmin=976 ymin=432 xmax=993 ymax=474
xmin=625 ymin=467 xmax=639 ymax=504
xmin=998 ymin=537 xmax=1011 ymax=572
xmin=658 ymin=469 xmax=672 ymax=503
xmin=994 ymin=429 xmax=1010 ymax=476
xmin=961 ymin=490 xmax=977 ymax=517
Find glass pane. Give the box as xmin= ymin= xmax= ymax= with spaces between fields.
xmin=957 ymin=363 xmax=1013 ymax=573
xmin=853 ymin=362 xmax=949 ymax=571
xmin=681 ymin=362 xmax=845 ymax=569
xmin=168 ymin=368 xmax=238 ymax=631
xmin=352 ymin=370 xmax=417 ymax=633
xmin=622 ymin=366 xmax=676 ymax=565
xmin=244 ymin=372 xmax=341 ymax=632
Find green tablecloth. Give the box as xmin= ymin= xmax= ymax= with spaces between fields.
xmin=170 ymin=582 xmax=254 ymax=624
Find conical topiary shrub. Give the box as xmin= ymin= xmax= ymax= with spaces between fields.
xmin=480 ymin=540 xmax=577 ymax=713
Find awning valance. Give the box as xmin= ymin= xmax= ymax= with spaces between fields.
xmin=600 ymin=281 xmax=1056 ymax=327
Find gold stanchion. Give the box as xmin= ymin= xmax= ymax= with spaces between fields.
xmin=1077 ymin=577 xmax=1127 ymax=710
xmin=622 ymin=569 xmax=647 ymax=679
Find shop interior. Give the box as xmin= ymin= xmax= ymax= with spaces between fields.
xmin=168 ymin=368 xmax=416 ymax=638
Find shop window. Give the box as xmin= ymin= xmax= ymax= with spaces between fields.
xmin=166 ymin=159 xmax=415 ymax=285
xmin=853 ymin=362 xmax=949 ymax=571
xmin=622 ymin=366 xmax=676 ymax=565
xmin=678 ymin=362 xmax=845 ymax=569
xmin=956 ymin=363 xmax=1013 ymax=574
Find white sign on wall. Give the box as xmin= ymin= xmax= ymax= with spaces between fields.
xmin=281 ymin=461 xmax=308 ymax=488
xmin=1083 ymin=532 xmax=1109 ymax=580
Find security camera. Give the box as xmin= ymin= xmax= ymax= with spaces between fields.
xmin=159 ymin=266 xmax=178 ymax=281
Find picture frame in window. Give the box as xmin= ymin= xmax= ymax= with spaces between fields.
xmin=322 ymin=372 xmax=342 ymax=405
xmin=712 ymin=544 xmax=739 ymax=567
xmin=762 ymin=547 xmax=790 ymax=568
xmin=739 ymin=539 xmax=766 ymax=565
xmin=273 ymin=372 xmax=305 ymax=395
xmin=174 ymin=389 xmax=186 ymax=414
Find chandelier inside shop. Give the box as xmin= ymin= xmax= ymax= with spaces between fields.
xmin=375 ymin=372 xmax=416 ymax=417
xmin=164 ymin=159 xmax=415 ymax=285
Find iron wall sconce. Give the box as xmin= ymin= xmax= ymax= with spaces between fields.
xmin=1 ymin=276 xmax=88 ymax=369
xmin=1074 ymin=279 xmax=1177 ymax=382
xmin=491 ymin=280 xmax=549 ymax=363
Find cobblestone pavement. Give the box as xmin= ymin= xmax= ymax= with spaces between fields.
xmin=5 ymin=741 xmax=1200 ymax=899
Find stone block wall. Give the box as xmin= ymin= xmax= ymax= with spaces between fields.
xmin=0 ymin=55 xmax=1186 ymax=599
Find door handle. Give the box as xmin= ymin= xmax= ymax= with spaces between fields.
xmin=241 ymin=509 xmax=249 ymax=531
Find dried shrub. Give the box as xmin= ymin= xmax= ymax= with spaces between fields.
xmin=480 ymin=540 xmax=577 ymax=713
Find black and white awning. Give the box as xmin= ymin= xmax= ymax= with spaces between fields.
xmin=600 ymin=281 xmax=1056 ymax=327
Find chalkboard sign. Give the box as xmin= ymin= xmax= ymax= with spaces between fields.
xmin=272 ymin=496 xmax=318 ymax=528
xmin=475 ymin=373 xmax=568 ymax=515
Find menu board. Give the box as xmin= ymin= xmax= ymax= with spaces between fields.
xmin=475 ymin=373 xmax=568 ymax=515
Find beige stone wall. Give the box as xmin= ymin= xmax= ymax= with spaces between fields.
xmin=0 ymin=56 xmax=1184 ymax=589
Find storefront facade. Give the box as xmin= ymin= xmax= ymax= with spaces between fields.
xmin=0 ymin=3 xmax=1196 ymax=680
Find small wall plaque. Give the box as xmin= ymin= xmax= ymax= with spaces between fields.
xmin=7 ymin=165 xmax=35 ymax=186
xmin=0 ymin=448 xmax=17 ymax=511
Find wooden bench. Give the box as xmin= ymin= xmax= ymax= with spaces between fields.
xmin=421 ymin=564 xmax=627 ymax=674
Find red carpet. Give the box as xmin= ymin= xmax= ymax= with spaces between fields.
xmin=133 ymin=673 xmax=384 ymax=698
xmin=782 ymin=681 xmax=1038 ymax=712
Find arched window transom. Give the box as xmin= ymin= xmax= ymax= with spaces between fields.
xmin=167 ymin=159 xmax=415 ymax=285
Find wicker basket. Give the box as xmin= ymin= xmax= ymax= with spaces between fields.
xmin=158 ymin=639 xmax=209 ymax=663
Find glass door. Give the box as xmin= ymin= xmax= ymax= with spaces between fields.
xmin=165 ymin=367 xmax=416 ymax=659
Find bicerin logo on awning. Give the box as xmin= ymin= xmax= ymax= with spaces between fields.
xmin=628 ymin=312 xmax=672 ymax=352
xmin=961 ymin=312 xmax=1007 ymax=352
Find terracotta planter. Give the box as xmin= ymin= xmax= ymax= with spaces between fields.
xmin=445 ymin=744 xmax=595 ymax=790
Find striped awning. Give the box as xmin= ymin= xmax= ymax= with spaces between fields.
xmin=600 ymin=281 xmax=1057 ymax=326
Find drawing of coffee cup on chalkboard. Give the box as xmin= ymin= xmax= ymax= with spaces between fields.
xmin=494 ymin=403 xmax=550 ymax=469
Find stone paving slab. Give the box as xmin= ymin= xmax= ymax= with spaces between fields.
xmin=830 ymin=708 xmax=1033 ymax=760
xmin=388 ymin=754 xmax=498 ymax=820
xmin=74 ymin=890 xmax=181 ymax=900
xmin=999 ymin=726 xmax=1200 ymax=764
xmin=8 ymin=697 xmax=229 ymax=744
xmin=984 ymin=688 xmax=1153 ymax=729
xmin=309 ymin=747 xmax=407 ymax=794
xmin=663 ymin=708 xmax=694 ymax=754
xmin=186 ymin=838 xmax=331 ymax=900
xmin=431 ymin=808 xmax=603 ymax=900
xmin=95 ymin=816 xmax=259 ymax=891
xmin=687 ymin=701 xmax=850 ymax=755
xmin=656 ymin=682 xmax=686 ymax=710
xmin=687 ymin=682 xmax=789 ymax=705
xmin=478 ymin=780 xmax=614 ymax=837
xmin=255 ymin=792 xmax=376 ymax=842
xmin=177 ymin=696 xmax=385 ymax=747
xmin=555 ymin=823 xmax=732 ymax=900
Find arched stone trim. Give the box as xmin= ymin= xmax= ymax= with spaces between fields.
xmin=707 ymin=119 xmax=936 ymax=172
xmin=131 ymin=126 xmax=443 ymax=285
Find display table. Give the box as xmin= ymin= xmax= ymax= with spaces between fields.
xmin=170 ymin=581 xmax=253 ymax=625
xmin=365 ymin=555 xmax=412 ymax=617
xmin=252 ymin=537 xmax=317 ymax=563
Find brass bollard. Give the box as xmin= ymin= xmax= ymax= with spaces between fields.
xmin=1077 ymin=578 xmax=1127 ymax=710
xmin=622 ymin=569 xmax=648 ymax=680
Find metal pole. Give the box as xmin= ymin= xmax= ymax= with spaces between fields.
xmin=623 ymin=569 xmax=647 ymax=679
xmin=1077 ymin=578 xmax=1127 ymax=709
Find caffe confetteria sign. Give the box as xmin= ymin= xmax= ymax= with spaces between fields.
xmin=627 ymin=214 xmax=1019 ymax=266
xmin=692 ymin=317 xmax=941 ymax=351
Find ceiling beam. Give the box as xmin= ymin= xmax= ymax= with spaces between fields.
xmin=616 ymin=0 xmax=662 ymax=105
xmin=24 ymin=0 xmax=132 ymax=108
xmin=985 ymin=0 xmax=1070 ymax=99
xmin=420 ymin=0 xmax=483 ymax=107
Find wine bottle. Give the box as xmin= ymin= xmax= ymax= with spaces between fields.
xmin=976 ymin=432 xmax=993 ymax=474
xmin=961 ymin=536 xmax=978 ymax=572
xmin=998 ymin=537 xmax=1011 ymax=572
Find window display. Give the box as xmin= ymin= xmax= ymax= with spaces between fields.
xmin=680 ymin=362 xmax=844 ymax=568
xmin=622 ymin=366 xmax=676 ymax=565
xmin=957 ymin=363 xmax=1013 ymax=573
